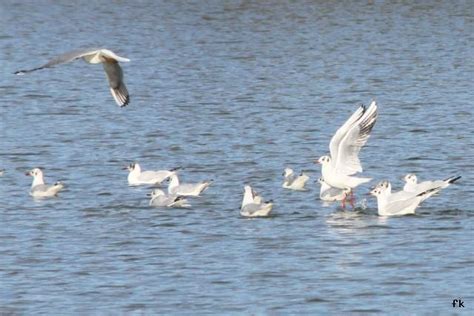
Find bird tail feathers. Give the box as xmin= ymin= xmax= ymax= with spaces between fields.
xmin=444 ymin=175 xmax=461 ymax=184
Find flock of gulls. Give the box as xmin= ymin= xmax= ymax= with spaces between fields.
xmin=8 ymin=48 xmax=461 ymax=217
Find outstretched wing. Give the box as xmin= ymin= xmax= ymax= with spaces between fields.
xmin=333 ymin=100 xmax=378 ymax=175
xmin=102 ymin=60 xmax=129 ymax=107
xmin=329 ymin=104 xmax=365 ymax=162
xmin=14 ymin=48 xmax=102 ymax=74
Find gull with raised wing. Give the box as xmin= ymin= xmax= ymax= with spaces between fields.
xmin=240 ymin=185 xmax=273 ymax=217
xmin=403 ymin=173 xmax=461 ymax=201
xmin=317 ymin=177 xmax=351 ymax=205
xmin=282 ymin=168 xmax=310 ymax=191
xmin=166 ymin=172 xmax=212 ymax=197
xmin=369 ymin=180 xmax=440 ymax=216
xmin=316 ymin=100 xmax=378 ymax=205
xmin=15 ymin=48 xmax=130 ymax=107
xmin=125 ymin=163 xmax=179 ymax=186
xmin=26 ymin=168 xmax=64 ymax=198
xmin=148 ymin=189 xmax=191 ymax=208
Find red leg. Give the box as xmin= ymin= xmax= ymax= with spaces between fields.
xmin=341 ymin=195 xmax=346 ymax=209
xmin=350 ymin=190 xmax=355 ymax=208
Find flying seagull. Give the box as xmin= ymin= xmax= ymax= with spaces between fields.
xmin=15 ymin=48 xmax=130 ymax=107
xmin=316 ymin=100 xmax=378 ymax=203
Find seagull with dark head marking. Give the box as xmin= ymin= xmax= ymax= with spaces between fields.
xmin=282 ymin=167 xmax=309 ymax=191
xmin=240 ymin=185 xmax=273 ymax=217
xmin=369 ymin=180 xmax=442 ymax=216
xmin=15 ymin=48 xmax=130 ymax=107
xmin=25 ymin=168 xmax=64 ymax=198
xmin=402 ymin=173 xmax=461 ymax=202
xmin=148 ymin=189 xmax=191 ymax=208
xmin=317 ymin=177 xmax=350 ymax=205
xmin=124 ymin=163 xmax=180 ymax=186
xmin=315 ymin=100 xmax=378 ymax=206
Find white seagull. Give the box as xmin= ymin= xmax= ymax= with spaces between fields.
xmin=317 ymin=177 xmax=350 ymax=205
xmin=25 ymin=168 xmax=64 ymax=198
xmin=240 ymin=185 xmax=273 ymax=217
xmin=403 ymin=173 xmax=461 ymax=201
xmin=282 ymin=168 xmax=310 ymax=191
xmin=316 ymin=100 xmax=378 ymax=204
xmin=125 ymin=163 xmax=179 ymax=186
xmin=369 ymin=180 xmax=440 ymax=216
xmin=148 ymin=189 xmax=191 ymax=208
xmin=15 ymin=48 xmax=130 ymax=107
xmin=166 ymin=172 xmax=212 ymax=197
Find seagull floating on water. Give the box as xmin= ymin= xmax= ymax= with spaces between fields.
xmin=166 ymin=172 xmax=212 ymax=197
xmin=125 ymin=163 xmax=179 ymax=186
xmin=317 ymin=177 xmax=350 ymax=205
xmin=15 ymin=48 xmax=130 ymax=107
xmin=369 ymin=180 xmax=440 ymax=216
xmin=148 ymin=189 xmax=191 ymax=208
xmin=25 ymin=168 xmax=64 ymax=198
xmin=282 ymin=168 xmax=309 ymax=191
xmin=316 ymin=100 xmax=378 ymax=206
xmin=240 ymin=185 xmax=273 ymax=217
xmin=403 ymin=173 xmax=461 ymax=202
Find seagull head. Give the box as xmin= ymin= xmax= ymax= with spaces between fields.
xmin=243 ymin=185 xmax=258 ymax=200
xmin=123 ymin=163 xmax=139 ymax=172
xmin=369 ymin=186 xmax=382 ymax=196
xmin=25 ymin=168 xmax=43 ymax=178
xmin=370 ymin=180 xmax=391 ymax=196
xmin=163 ymin=172 xmax=177 ymax=185
xmin=316 ymin=155 xmax=331 ymax=165
xmin=282 ymin=168 xmax=293 ymax=177
xmin=317 ymin=177 xmax=327 ymax=185
xmin=403 ymin=173 xmax=418 ymax=184
xmin=147 ymin=189 xmax=165 ymax=198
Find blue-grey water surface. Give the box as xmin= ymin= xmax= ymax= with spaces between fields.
xmin=1 ymin=0 xmax=473 ymax=314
